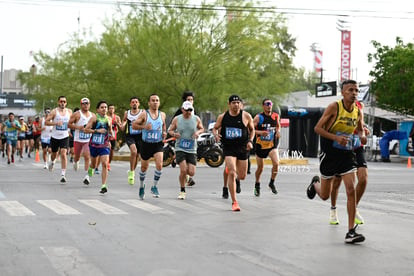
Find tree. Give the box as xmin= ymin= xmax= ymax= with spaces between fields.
xmin=368 ymin=37 xmax=414 ymax=115
xmin=21 ymin=0 xmax=306 ymax=115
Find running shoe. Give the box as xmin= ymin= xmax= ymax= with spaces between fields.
xmin=100 ymin=184 xmax=107 ymax=194
xmin=307 ymin=175 xmax=319 ymax=199
xmin=95 ymin=168 xmax=100 ymax=175
xmin=355 ymin=209 xmax=365 ymax=225
xmin=128 ymin=170 xmax=135 ymax=185
xmin=49 ymin=161 xmax=54 ymax=172
xmin=232 ymin=201 xmax=241 ymax=212
xmin=107 ymin=162 xmax=111 ymax=171
xmin=187 ymin=177 xmax=195 ymax=186
xmin=330 ymin=208 xmax=340 ymax=225
xmin=11 ymin=155 xmax=14 ymax=163
xmin=83 ymin=175 xmax=90 ymax=185
xmin=222 ymin=187 xmax=229 ymax=199
xmin=151 ymin=186 xmax=160 ymax=198
xmin=178 ymin=191 xmax=186 ymax=200
xmin=60 ymin=175 xmax=67 ymax=183
xmin=269 ymin=182 xmax=278 ymax=194
xmin=345 ymin=226 xmax=365 ymax=244
xmin=73 ymin=161 xmax=79 ymax=171
xmin=7 ymin=159 xmax=10 ymax=164
xmin=236 ymin=179 xmax=241 ymax=193
xmin=254 ymin=183 xmax=260 ymax=197
xmin=43 ymin=163 xmax=48 ymax=170
xmin=139 ymin=185 xmax=145 ymax=200
xmin=88 ymin=167 xmax=94 ymax=177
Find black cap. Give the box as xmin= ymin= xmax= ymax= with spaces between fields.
xmin=228 ymin=94 xmax=241 ymax=103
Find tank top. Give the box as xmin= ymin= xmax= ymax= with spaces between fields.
xmin=175 ymin=114 xmax=198 ymax=154
xmin=321 ymin=100 xmax=360 ymax=152
xmin=51 ymin=108 xmax=71 ymax=139
xmin=126 ymin=109 xmax=143 ymax=136
xmin=26 ymin=123 xmax=33 ymax=136
xmin=255 ymin=112 xmax=279 ymax=149
xmin=220 ymin=110 xmax=248 ymax=147
xmin=40 ymin=117 xmax=53 ymax=143
xmin=90 ymin=114 xmax=110 ymax=148
xmin=74 ymin=111 xmax=93 ymax=142
xmin=142 ymin=110 xmax=163 ymax=143
xmin=5 ymin=120 xmax=21 ymax=140
xmin=33 ymin=121 xmax=41 ymax=136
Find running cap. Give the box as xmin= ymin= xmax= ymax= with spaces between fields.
xmin=181 ymin=101 xmax=193 ymax=111
xmin=80 ymin=97 xmax=90 ymax=104
xmin=228 ymin=94 xmax=241 ymax=103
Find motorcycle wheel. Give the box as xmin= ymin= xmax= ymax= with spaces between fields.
xmin=204 ymin=148 xmax=224 ymax=168
xmin=163 ymin=148 xmax=174 ymax=167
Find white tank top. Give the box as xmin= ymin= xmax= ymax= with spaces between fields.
xmin=74 ymin=111 xmax=93 ymax=142
xmin=51 ymin=108 xmax=71 ymax=139
xmin=40 ymin=117 xmax=53 ymax=141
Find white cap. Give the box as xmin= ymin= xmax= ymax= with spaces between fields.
xmin=181 ymin=101 xmax=193 ymax=111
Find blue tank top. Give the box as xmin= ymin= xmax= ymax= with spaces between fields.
xmin=142 ymin=110 xmax=163 ymax=143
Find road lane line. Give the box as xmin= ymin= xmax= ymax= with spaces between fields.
xmin=37 ymin=200 xmax=81 ymax=215
xmin=162 ymin=199 xmax=208 ymax=214
xmin=120 ymin=199 xmax=174 ymax=214
xmin=0 ymin=200 xmax=35 ymax=216
xmin=79 ymin=199 xmax=127 ymax=215
xmin=40 ymin=246 xmax=105 ymax=276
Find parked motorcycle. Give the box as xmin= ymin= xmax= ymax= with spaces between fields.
xmin=162 ymin=133 xmax=224 ymax=168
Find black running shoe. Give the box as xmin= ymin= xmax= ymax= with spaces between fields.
xmin=254 ymin=183 xmax=260 ymax=197
xmin=307 ymin=176 xmax=319 ymax=199
xmin=222 ymin=187 xmax=229 ymax=199
xmin=269 ymin=182 xmax=277 ymax=194
xmin=345 ymin=226 xmax=365 ymax=244
xmin=187 ymin=177 xmax=196 ymax=186
xmin=100 ymin=185 xmax=107 ymax=194
xmin=236 ymin=179 xmax=241 ymax=193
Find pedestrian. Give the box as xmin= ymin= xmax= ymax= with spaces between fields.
xmin=132 ymin=94 xmax=167 ymax=199
xmin=44 ymin=96 xmax=73 ymax=183
xmin=212 ymin=94 xmax=255 ymax=211
xmin=307 ymin=79 xmax=367 ymax=244
xmin=25 ymin=116 xmax=35 ymax=158
xmin=40 ymin=108 xmax=53 ymax=169
xmin=120 ymin=97 xmax=145 ymax=185
xmin=253 ymin=99 xmax=281 ymax=196
xmin=172 ymin=90 xmax=197 ymax=186
xmin=107 ymin=103 xmax=122 ymax=171
xmin=329 ymin=100 xmax=368 ymax=225
xmin=2 ymin=112 xmax=21 ymax=164
xmin=68 ymin=98 xmax=93 ymax=185
xmin=17 ymin=116 xmax=27 ymax=161
xmin=84 ymin=100 xmax=114 ymax=194
xmin=168 ymin=100 xmax=204 ymax=199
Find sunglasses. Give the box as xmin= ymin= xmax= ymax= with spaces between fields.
xmin=59 ymin=100 xmax=66 ymax=103
xmin=264 ymin=102 xmax=273 ymax=106
xmin=184 ymin=109 xmax=193 ymax=112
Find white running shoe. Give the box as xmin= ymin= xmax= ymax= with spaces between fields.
xmin=73 ymin=161 xmax=79 ymax=171
xmin=178 ymin=191 xmax=186 ymax=200
xmin=330 ymin=208 xmax=340 ymax=225
xmin=355 ymin=208 xmax=364 ymax=225
xmin=83 ymin=175 xmax=90 ymax=185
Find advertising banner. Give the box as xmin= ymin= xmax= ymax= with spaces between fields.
xmin=340 ymin=30 xmax=351 ymax=82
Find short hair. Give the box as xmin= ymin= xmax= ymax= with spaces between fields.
xmin=96 ymin=100 xmax=107 ymax=109
xmin=182 ymin=91 xmax=194 ymax=102
xmin=108 ymin=103 xmax=115 ymax=108
xmin=340 ymin=79 xmax=357 ymax=90
xmin=8 ymin=112 xmax=14 ymax=116
xmin=58 ymin=95 xmax=66 ymax=101
xmin=130 ymin=96 xmax=139 ymax=103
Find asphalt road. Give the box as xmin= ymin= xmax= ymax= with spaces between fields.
xmin=1 ymin=156 xmax=413 ymax=276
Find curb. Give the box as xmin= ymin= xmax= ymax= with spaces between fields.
xmin=112 ymin=153 xmax=308 ymax=165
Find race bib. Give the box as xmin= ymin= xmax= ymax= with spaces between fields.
xmin=333 ymin=132 xmax=361 ymax=150
xmin=41 ymin=137 xmax=51 ymax=144
xmin=144 ymin=130 xmax=161 ymax=143
xmin=225 ymin=127 xmax=242 ymax=139
xmin=129 ymin=125 xmax=141 ymax=135
xmin=79 ymin=131 xmax=91 ymax=140
xmin=56 ymin=122 xmax=68 ymax=131
xmin=91 ymin=133 xmax=105 ymax=145
xmin=179 ymin=139 xmax=194 ymax=149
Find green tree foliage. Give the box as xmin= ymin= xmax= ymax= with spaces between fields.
xmin=368 ymin=37 xmax=414 ymax=115
xmin=22 ymin=0 xmax=307 ymax=115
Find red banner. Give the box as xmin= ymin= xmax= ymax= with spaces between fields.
xmin=340 ymin=30 xmax=351 ymax=82
xmin=315 ymin=50 xmax=323 ymax=73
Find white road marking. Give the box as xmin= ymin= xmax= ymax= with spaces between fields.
xmin=78 ymin=199 xmax=127 ymax=215
xmin=0 ymin=200 xmax=35 ymax=216
xmin=120 ymin=199 xmax=174 ymax=214
xmin=37 ymin=200 xmax=81 ymax=215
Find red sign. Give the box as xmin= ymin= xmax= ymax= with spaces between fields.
xmin=340 ymin=30 xmax=351 ymax=82
xmin=315 ymin=50 xmax=323 ymax=73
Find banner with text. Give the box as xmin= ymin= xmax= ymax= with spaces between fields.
xmin=340 ymin=30 xmax=351 ymax=82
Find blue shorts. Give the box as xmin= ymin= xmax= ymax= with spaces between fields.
xmin=89 ymin=146 xmax=110 ymax=158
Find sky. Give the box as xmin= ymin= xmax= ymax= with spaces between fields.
xmin=1 ymin=0 xmax=414 ymax=84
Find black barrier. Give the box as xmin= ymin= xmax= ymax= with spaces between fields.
xmin=280 ymin=106 xmax=323 ymax=157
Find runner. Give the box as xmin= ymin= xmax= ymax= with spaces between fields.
xmin=40 ymin=108 xmax=53 ymax=169
xmin=107 ymin=103 xmax=122 ymax=171
xmin=2 ymin=112 xmax=21 ymax=164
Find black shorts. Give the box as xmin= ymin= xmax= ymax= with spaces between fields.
xmin=110 ymin=139 xmax=116 ymax=149
xmin=175 ymin=150 xmax=197 ymax=166
xmin=354 ymin=146 xmax=367 ymax=168
xmin=319 ymin=149 xmax=357 ymax=178
xmin=140 ymin=141 xmax=163 ymax=160
xmin=25 ymin=134 xmax=34 ymax=140
xmin=126 ymin=134 xmax=142 ymax=152
xmin=50 ymin=137 xmax=70 ymax=153
xmin=223 ymin=145 xmax=248 ymax=160
xmin=255 ymin=144 xmax=276 ymax=159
